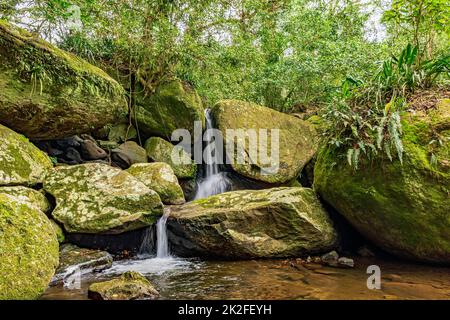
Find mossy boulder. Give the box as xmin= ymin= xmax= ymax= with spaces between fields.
xmin=167 ymin=187 xmax=337 ymax=259
xmin=50 ymin=220 xmax=65 ymax=244
xmin=0 ymin=20 xmax=127 ymax=140
xmin=107 ymin=123 xmax=137 ymax=143
xmin=145 ymin=137 xmax=197 ymax=179
xmin=0 ymin=124 xmax=53 ymax=186
xmin=133 ymin=79 xmax=205 ymax=140
xmin=126 ymin=163 xmax=185 ymax=205
xmin=211 ymin=100 xmax=318 ymax=184
xmin=44 ymin=163 xmax=164 ymax=234
xmin=0 ymin=186 xmax=50 ymax=212
xmin=88 ymin=271 xmax=159 ymax=300
xmin=314 ymin=98 xmax=450 ymax=264
xmin=0 ymin=193 xmax=59 ymax=299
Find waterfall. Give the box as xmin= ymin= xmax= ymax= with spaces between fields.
xmin=156 ymin=213 xmax=170 ymax=258
xmin=194 ymin=109 xmax=230 ymax=199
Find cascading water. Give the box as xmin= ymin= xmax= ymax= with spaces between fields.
xmin=156 ymin=213 xmax=170 ymax=258
xmin=194 ymin=109 xmax=230 ymax=199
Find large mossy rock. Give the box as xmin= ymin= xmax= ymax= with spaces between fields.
xmin=44 ymin=163 xmax=164 ymax=234
xmin=211 ymin=100 xmax=318 ymax=184
xmin=88 ymin=271 xmax=159 ymax=300
xmin=0 ymin=186 xmax=50 ymax=212
xmin=126 ymin=163 xmax=185 ymax=205
xmin=314 ymin=98 xmax=450 ymax=264
xmin=0 ymin=124 xmax=53 ymax=186
xmin=145 ymin=137 xmax=197 ymax=179
xmin=133 ymin=79 xmax=205 ymax=140
xmin=167 ymin=187 xmax=337 ymax=259
xmin=0 ymin=193 xmax=59 ymax=299
xmin=0 ymin=21 xmax=127 ymax=140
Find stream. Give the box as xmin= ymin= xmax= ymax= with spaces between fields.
xmin=42 ymin=256 xmax=450 ymax=300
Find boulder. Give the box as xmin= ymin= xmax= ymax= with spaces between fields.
xmin=51 ymin=244 xmax=113 ymax=285
xmin=126 ymin=163 xmax=185 ymax=205
xmin=0 ymin=186 xmax=50 ymax=212
xmin=0 ymin=124 xmax=53 ymax=186
xmin=0 ymin=193 xmax=59 ymax=299
xmin=314 ymin=98 xmax=450 ymax=264
xmin=211 ymin=100 xmax=318 ymax=184
xmin=44 ymin=163 xmax=163 ymax=234
xmin=0 ymin=21 xmax=127 ymax=140
xmin=167 ymin=187 xmax=337 ymax=258
xmin=50 ymin=220 xmax=65 ymax=244
xmin=145 ymin=137 xmax=197 ymax=179
xmin=112 ymin=141 xmax=147 ymax=168
xmin=133 ymin=79 xmax=205 ymax=140
xmin=88 ymin=271 xmax=159 ymax=300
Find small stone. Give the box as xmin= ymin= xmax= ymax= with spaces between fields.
xmin=337 ymin=257 xmax=354 ymax=268
xmin=80 ymin=139 xmax=107 ymax=160
xmin=88 ymin=271 xmax=159 ymax=300
xmin=321 ymin=250 xmax=339 ymax=267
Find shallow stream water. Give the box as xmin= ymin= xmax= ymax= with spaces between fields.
xmin=42 ymin=256 xmax=450 ymax=300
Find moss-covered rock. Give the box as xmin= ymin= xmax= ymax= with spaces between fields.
xmin=88 ymin=271 xmax=159 ymax=300
xmin=107 ymin=123 xmax=137 ymax=143
xmin=314 ymin=98 xmax=450 ymax=264
xmin=50 ymin=220 xmax=65 ymax=244
xmin=211 ymin=100 xmax=319 ymax=184
xmin=0 ymin=20 xmax=127 ymax=140
xmin=44 ymin=163 xmax=164 ymax=234
xmin=0 ymin=193 xmax=59 ymax=299
xmin=0 ymin=124 xmax=53 ymax=186
xmin=167 ymin=187 xmax=337 ymax=259
xmin=145 ymin=137 xmax=197 ymax=179
xmin=133 ymin=79 xmax=205 ymax=140
xmin=126 ymin=163 xmax=185 ymax=205
xmin=0 ymin=186 xmax=50 ymax=212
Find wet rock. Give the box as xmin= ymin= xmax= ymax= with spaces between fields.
xmin=0 ymin=193 xmax=59 ymax=299
xmin=321 ymin=251 xmax=339 ymax=267
xmin=337 ymin=257 xmax=354 ymax=268
xmin=0 ymin=124 xmax=53 ymax=186
xmin=51 ymin=244 xmax=113 ymax=285
xmin=44 ymin=163 xmax=163 ymax=234
xmin=80 ymin=139 xmax=107 ymax=160
xmin=126 ymin=163 xmax=185 ymax=205
xmin=168 ymin=187 xmax=337 ymax=259
xmin=88 ymin=271 xmax=159 ymax=300
xmin=112 ymin=141 xmax=147 ymax=169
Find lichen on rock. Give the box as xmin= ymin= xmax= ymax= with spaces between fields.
xmin=126 ymin=162 xmax=185 ymax=205
xmin=44 ymin=163 xmax=164 ymax=234
xmin=0 ymin=193 xmax=59 ymax=299
xmin=0 ymin=124 xmax=53 ymax=186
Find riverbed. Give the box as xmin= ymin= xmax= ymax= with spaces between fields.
xmin=41 ymin=256 xmax=450 ymax=300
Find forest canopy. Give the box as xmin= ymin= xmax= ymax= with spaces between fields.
xmin=1 ymin=0 xmax=449 ymax=112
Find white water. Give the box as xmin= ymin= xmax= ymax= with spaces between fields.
xmin=156 ymin=213 xmax=170 ymax=258
xmin=194 ymin=109 xmax=230 ymax=199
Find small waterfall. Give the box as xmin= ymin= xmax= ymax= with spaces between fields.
xmin=194 ymin=109 xmax=230 ymax=199
xmin=156 ymin=213 xmax=170 ymax=258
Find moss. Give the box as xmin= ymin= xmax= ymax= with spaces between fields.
xmin=133 ymin=79 xmax=205 ymax=140
xmin=211 ymin=99 xmax=319 ymax=184
xmin=0 ymin=186 xmax=50 ymax=212
xmin=313 ymin=97 xmax=450 ymax=264
xmin=0 ymin=193 xmax=59 ymax=299
xmin=0 ymin=124 xmax=52 ymax=186
xmin=144 ymin=137 xmax=197 ymax=179
xmin=0 ymin=20 xmax=127 ymax=139
xmin=126 ymin=163 xmax=185 ymax=205
xmin=44 ymin=163 xmax=163 ymax=234
xmin=88 ymin=271 xmax=159 ymax=300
